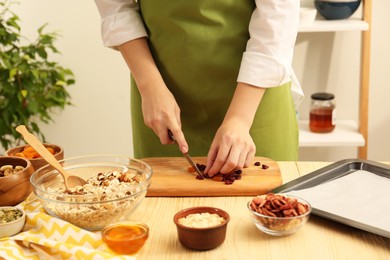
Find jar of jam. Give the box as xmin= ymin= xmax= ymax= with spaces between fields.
xmin=309 ymin=92 xmax=336 ymax=133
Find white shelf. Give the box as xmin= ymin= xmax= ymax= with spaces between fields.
xmin=299 ymin=18 xmax=369 ymax=32
xmin=299 ymin=120 xmax=365 ymax=147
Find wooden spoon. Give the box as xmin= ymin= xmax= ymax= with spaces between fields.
xmin=15 ymin=125 xmax=86 ymax=190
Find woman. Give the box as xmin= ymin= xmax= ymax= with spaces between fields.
xmin=94 ymin=0 xmax=303 ymax=176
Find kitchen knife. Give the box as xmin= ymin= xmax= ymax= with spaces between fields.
xmin=168 ymin=130 xmax=204 ymax=179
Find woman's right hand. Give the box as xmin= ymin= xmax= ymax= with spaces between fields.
xmin=139 ymin=81 xmax=189 ymax=153
xmin=118 ymin=38 xmax=189 ymax=154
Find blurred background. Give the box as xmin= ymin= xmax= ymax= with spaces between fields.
xmin=2 ymin=0 xmax=389 ymax=162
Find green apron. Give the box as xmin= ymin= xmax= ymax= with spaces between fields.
xmin=131 ymin=0 xmax=298 ymax=161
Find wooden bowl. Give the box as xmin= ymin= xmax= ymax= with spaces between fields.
xmin=0 ymin=156 xmax=34 ymax=206
xmin=6 ymin=143 xmax=64 ymax=171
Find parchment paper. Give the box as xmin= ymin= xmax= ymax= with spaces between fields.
xmin=287 ymin=170 xmax=390 ymax=231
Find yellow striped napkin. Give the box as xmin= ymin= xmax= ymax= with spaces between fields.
xmin=0 ymin=198 xmax=136 ymax=260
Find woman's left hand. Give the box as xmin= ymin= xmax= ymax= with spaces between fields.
xmin=204 ymin=82 xmax=265 ymax=176
xmin=204 ymin=119 xmax=256 ymax=176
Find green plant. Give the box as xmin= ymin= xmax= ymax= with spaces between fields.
xmin=0 ymin=0 xmax=75 ymax=150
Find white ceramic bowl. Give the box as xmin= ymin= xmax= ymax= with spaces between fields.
xmin=0 ymin=206 xmax=26 ymax=238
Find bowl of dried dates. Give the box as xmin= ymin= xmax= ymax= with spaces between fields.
xmin=248 ymin=193 xmax=311 ymax=236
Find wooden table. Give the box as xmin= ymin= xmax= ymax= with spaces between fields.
xmin=131 ymin=161 xmax=390 ymax=260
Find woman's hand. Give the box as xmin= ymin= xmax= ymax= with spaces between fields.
xmin=205 ymin=119 xmax=256 ymax=176
xmin=139 ymin=80 xmax=188 ymax=152
xmin=204 ymin=82 xmax=265 ymax=176
xmin=118 ymin=38 xmax=189 ymax=153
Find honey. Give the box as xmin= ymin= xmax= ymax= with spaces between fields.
xmin=102 ymin=222 xmax=149 ymax=255
xmin=310 ymin=108 xmax=335 ymax=133
xmin=309 ymin=92 xmax=336 ymax=133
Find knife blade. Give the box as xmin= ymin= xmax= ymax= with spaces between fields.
xmin=168 ymin=130 xmax=204 ymax=179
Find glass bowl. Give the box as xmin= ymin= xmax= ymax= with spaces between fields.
xmin=247 ymin=193 xmax=311 ymax=236
xmin=102 ymin=221 xmax=149 ymax=255
xmin=30 ymin=155 xmax=153 ymax=231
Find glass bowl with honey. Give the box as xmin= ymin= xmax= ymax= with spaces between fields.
xmin=102 ymin=221 xmax=149 ymax=255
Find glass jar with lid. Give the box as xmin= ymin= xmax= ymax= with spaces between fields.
xmin=309 ymin=92 xmax=336 ymax=133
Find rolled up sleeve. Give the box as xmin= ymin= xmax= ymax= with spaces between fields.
xmin=94 ymin=0 xmax=147 ymax=49
xmin=238 ymin=0 xmax=299 ymax=88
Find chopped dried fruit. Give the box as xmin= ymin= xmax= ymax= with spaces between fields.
xmin=261 ymin=164 xmax=269 ymax=170
xmin=187 ymin=163 xmax=243 ymax=185
xmin=12 ymin=145 xmax=55 ymax=159
xmin=187 ymin=166 xmax=196 ymax=172
xmin=254 ymin=161 xmax=261 ymax=166
xmin=196 ymin=163 xmax=206 ymax=172
xmin=234 ymin=169 xmax=242 ymax=174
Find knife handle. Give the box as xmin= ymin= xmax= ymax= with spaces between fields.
xmin=168 ymin=129 xmax=176 ymax=143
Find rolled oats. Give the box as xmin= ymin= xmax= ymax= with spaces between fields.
xmin=178 ymin=212 xmax=225 ymax=228
xmin=43 ymin=169 xmax=146 ymax=229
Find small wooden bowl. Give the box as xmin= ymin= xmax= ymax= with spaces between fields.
xmin=0 ymin=156 xmax=34 ymax=206
xmin=6 ymin=143 xmax=64 ymax=171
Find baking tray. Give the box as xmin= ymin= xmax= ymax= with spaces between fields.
xmin=272 ymin=159 xmax=390 ymax=238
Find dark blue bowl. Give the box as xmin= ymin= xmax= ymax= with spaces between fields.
xmin=315 ymin=0 xmax=362 ymax=20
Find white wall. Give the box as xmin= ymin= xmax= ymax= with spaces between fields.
xmin=3 ymin=0 xmax=390 ymax=162
xmin=8 ymin=0 xmax=133 ymax=157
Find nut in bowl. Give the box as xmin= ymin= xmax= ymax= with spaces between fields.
xmin=248 ymin=193 xmax=311 ymax=236
xmin=173 ymin=206 xmax=230 ymax=250
xmin=0 ymin=156 xmax=34 ymax=206
xmin=6 ymin=143 xmax=64 ymax=171
xmin=30 ymin=155 xmax=153 ymax=231
xmin=0 ymin=206 xmax=26 ymax=238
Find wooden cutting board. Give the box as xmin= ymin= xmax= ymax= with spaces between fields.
xmin=142 ymin=157 xmax=282 ymax=197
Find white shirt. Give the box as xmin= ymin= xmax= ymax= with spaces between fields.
xmin=94 ymin=0 xmax=304 ymax=107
